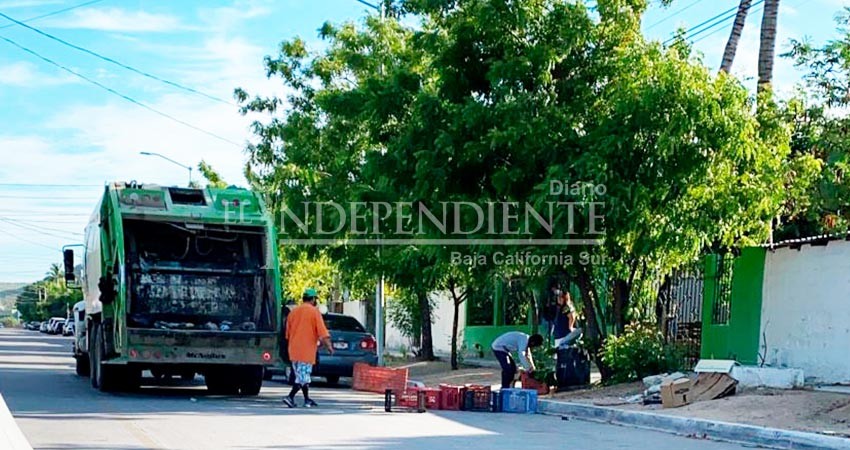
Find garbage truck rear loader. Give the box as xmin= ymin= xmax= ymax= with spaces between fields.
xmin=66 ymin=182 xmax=282 ymax=394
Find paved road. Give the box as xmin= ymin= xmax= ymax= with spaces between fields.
xmin=0 ymin=328 xmax=751 ymax=450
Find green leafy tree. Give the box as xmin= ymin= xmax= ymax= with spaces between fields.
xmin=239 ymin=0 xmax=792 ymax=376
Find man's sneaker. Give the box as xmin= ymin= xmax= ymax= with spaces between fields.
xmin=282 ymin=397 xmax=296 ymax=408
xmin=304 ymin=399 xmax=318 ymax=408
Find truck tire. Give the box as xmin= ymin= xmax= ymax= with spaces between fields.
xmin=75 ymin=353 xmax=90 ymax=377
xmin=89 ymin=322 xmax=100 ymax=388
xmin=93 ymin=323 xmax=121 ymax=392
xmin=205 ymin=369 xmax=239 ymax=395
xmin=325 ymin=375 xmax=340 ymax=385
xmin=238 ymin=366 xmax=264 ymax=396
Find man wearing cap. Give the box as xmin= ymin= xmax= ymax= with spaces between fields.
xmin=282 ymin=288 xmax=334 ymax=408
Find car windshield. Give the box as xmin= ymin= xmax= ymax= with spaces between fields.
xmin=323 ymin=315 xmax=365 ymax=332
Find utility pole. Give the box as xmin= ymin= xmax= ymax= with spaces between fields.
xmin=375 ymin=0 xmax=386 ymax=367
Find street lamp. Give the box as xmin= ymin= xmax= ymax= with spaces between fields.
xmin=139 ymin=151 xmax=193 ymax=186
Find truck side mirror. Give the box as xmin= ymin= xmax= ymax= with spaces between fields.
xmin=63 ymin=249 xmax=75 ymax=282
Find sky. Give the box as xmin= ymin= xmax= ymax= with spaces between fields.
xmin=0 ymin=0 xmax=847 ymax=283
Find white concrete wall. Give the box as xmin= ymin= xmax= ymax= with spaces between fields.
xmin=341 ymin=290 xmax=465 ymax=357
xmin=761 ymin=240 xmax=850 ymax=384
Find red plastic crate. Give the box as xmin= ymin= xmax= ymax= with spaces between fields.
xmin=412 ymin=387 xmax=441 ymax=409
xmin=463 ymin=385 xmax=492 ymax=411
xmin=353 ymin=363 xmax=409 ymax=394
xmin=439 ymin=384 xmax=466 ymax=410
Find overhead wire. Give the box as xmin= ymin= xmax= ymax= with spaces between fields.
xmin=0 ymin=217 xmax=83 ymax=237
xmin=663 ymin=1 xmax=764 ymax=46
xmin=0 ymin=0 xmax=107 ymax=30
xmin=0 ymin=10 xmax=236 ymax=106
xmin=0 ymin=218 xmax=81 ymax=240
xmin=646 ymin=0 xmax=704 ymax=30
xmin=0 ymin=35 xmax=242 ymax=148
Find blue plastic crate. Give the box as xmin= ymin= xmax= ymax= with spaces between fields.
xmin=500 ymin=388 xmax=538 ymax=414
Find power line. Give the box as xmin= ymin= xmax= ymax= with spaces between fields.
xmin=691 ymin=4 xmax=764 ymax=45
xmin=0 ymin=0 xmax=107 ymax=30
xmin=646 ymin=0 xmax=704 ymax=30
xmin=0 ymin=225 xmax=61 ymax=251
xmin=0 ymin=217 xmax=83 ymax=237
xmin=0 ymin=10 xmax=236 ymax=106
xmin=0 ymin=218 xmax=82 ymax=240
xmin=663 ymin=2 xmax=763 ymax=45
xmin=0 ymin=35 xmax=242 ymax=148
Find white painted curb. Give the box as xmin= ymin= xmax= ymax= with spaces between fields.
xmin=0 ymin=393 xmax=32 ymax=450
xmin=539 ymin=399 xmax=850 ymax=450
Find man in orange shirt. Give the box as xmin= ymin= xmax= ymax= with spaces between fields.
xmin=282 ymin=288 xmax=334 ymax=408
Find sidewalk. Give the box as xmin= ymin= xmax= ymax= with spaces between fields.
xmin=539 ymin=396 xmax=850 ymax=450
xmin=0 ymin=393 xmax=33 ymax=450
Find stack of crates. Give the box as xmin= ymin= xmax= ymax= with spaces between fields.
xmin=462 ymin=385 xmax=492 ymax=412
xmin=439 ymin=384 xmax=465 ymax=410
xmin=500 ymin=388 xmax=538 ymax=414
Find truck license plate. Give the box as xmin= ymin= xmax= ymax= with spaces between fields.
xmin=332 ymin=342 xmax=349 ymax=350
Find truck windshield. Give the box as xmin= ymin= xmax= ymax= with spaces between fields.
xmin=124 ymin=219 xmax=274 ymax=332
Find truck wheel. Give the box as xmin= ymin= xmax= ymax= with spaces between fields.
xmin=89 ymin=322 xmax=100 ymax=388
xmin=205 ymin=370 xmax=239 ymax=395
xmin=238 ymin=366 xmax=264 ymax=396
xmin=75 ymin=353 xmax=90 ymax=377
xmin=94 ymin=324 xmax=120 ymax=392
xmin=262 ymin=368 xmax=273 ymax=381
xmin=180 ymin=370 xmax=195 ymax=381
xmin=325 ymin=375 xmax=340 ymax=385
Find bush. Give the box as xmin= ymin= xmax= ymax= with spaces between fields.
xmin=0 ymin=317 xmax=21 ymax=328
xmin=601 ymin=323 xmax=683 ymax=384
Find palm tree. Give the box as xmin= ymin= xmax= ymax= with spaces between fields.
xmin=720 ymin=0 xmax=753 ymax=73
xmin=757 ymin=0 xmax=781 ymax=93
xmin=45 ymin=263 xmax=62 ymax=283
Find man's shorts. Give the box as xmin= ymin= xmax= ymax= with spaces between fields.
xmin=292 ymin=361 xmax=313 ymax=385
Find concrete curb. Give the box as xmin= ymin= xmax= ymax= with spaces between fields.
xmin=539 ymin=399 xmax=850 ymax=450
xmin=0 ymin=393 xmax=33 ymax=450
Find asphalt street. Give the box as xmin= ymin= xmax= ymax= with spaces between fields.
xmin=0 ymin=328 xmax=753 ymax=450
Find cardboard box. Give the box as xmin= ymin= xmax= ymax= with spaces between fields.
xmin=660 ymin=377 xmax=692 ymax=408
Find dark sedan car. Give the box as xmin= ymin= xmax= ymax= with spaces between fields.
xmin=265 ymin=312 xmax=378 ymax=385
xmin=313 ymin=314 xmax=378 ymax=384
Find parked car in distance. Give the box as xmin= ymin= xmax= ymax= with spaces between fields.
xmin=46 ymin=317 xmax=65 ymax=335
xmin=313 ymin=313 xmax=378 ymax=385
xmin=26 ymin=321 xmax=41 ymax=331
xmin=62 ymin=320 xmax=75 ymax=336
xmin=39 ymin=321 xmax=49 ymax=333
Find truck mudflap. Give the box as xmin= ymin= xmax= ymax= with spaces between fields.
xmin=125 ymin=328 xmax=277 ymax=365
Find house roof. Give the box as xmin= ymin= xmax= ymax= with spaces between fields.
xmin=763 ymin=233 xmax=850 ymax=250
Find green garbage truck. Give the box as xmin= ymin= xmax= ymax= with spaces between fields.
xmin=64 ymin=181 xmax=282 ymax=394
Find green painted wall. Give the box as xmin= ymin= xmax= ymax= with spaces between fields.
xmin=464 ymin=325 xmax=533 ymax=355
xmin=700 ymin=248 xmax=765 ymax=364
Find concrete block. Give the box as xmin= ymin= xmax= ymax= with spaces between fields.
xmin=730 ymin=366 xmax=804 ymax=389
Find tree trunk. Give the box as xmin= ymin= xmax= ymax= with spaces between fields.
xmin=417 ymin=290 xmax=434 ymax=361
xmin=612 ymin=279 xmax=631 ymax=336
xmin=720 ymin=0 xmax=752 ymax=73
xmin=451 ymin=298 xmax=460 ymax=370
xmin=757 ymin=0 xmax=781 ymax=93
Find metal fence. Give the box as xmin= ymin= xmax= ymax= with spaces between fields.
xmin=657 ymin=261 xmax=704 ymax=369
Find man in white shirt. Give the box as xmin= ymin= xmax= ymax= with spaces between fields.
xmin=491 ymin=331 xmax=544 ymax=388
